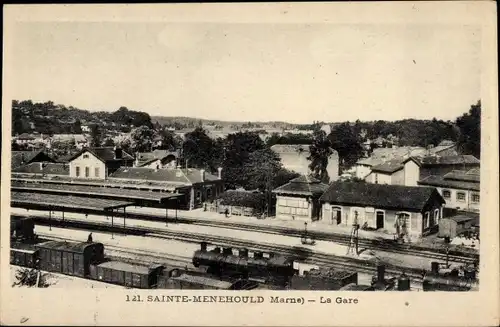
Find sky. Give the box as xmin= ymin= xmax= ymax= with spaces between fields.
xmin=9 ymin=21 xmax=482 ymax=123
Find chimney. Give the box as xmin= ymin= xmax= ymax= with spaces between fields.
xmin=377 ymin=264 xmax=385 ymax=284
xmin=114 ymin=147 xmax=122 ymax=159
xmin=200 ymin=242 xmax=208 ymax=252
xmin=217 ymin=167 xmax=223 ymax=180
xmin=239 ymin=249 xmax=249 ymax=258
xmin=200 ymin=169 xmax=205 ymax=182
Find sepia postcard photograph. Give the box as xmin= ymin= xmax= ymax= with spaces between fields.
xmin=1 ymin=2 xmax=499 ymax=326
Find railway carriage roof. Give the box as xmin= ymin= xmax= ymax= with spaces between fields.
xmin=172 ymin=274 xmax=233 ymax=289
xmin=36 ymin=240 xmax=103 ymax=253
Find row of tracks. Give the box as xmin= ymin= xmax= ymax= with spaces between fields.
xmin=14 ymin=208 xmax=479 ymax=264
xmin=14 ymin=214 xmax=467 ymax=283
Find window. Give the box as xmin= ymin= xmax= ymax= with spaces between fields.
xmin=207 ymin=188 xmax=212 ymax=198
xmin=85 ymin=167 xmax=90 ymax=178
xmin=196 ymin=191 xmax=201 ymax=201
xmin=374 ymin=173 xmax=378 ymax=184
xmin=75 ymin=166 xmax=80 ymax=177
xmin=83 ymin=154 xmax=89 ymax=159
xmin=442 ymin=190 xmax=451 ymax=198
xmin=472 ymin=193 xmax=480 ymax=203
xmin=457 ymin=192 xmax=466 ymax=202
xmin=95 ymin=167 xmax=100 ymax=178
xmin=424 ymin=212 xmax=430 ymax=228
xmin=433 ymin=209 xmax=440 ymax=225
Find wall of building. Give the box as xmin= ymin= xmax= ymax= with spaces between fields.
xmin=321 ymin=203 xmax=430 ymax=238
xmin=434 ymin=186 xmax=480 ymax=213
xmin=69 ymin=151 xmax=106 ymax=179
xmin=391 ymin=169 xmax=405 ymax=185
xmin=403 ymin=160 xmax=420 ymax=186
xmin=355 ymin=165 xmax=372 ymax=179
xmin=365 ymin=172 xmax=392 ymax=184
xmin=277 ymin=150 xmax=340 ymax=182
xmin=275 ymin=195 xmax=311 ymax=221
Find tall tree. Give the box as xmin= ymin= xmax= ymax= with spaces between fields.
xmin=328 ymin=122 xmax=363 ymax=171
xmin=90 ymin=125 xmax=101 ymax=147
xmin=182 ymin=127 xmax=219 ymax=171
xmin=130 ymin=126 xmax=155 ymax=153
xmin=308 ymin=129 xmax=333 ymax=183
xmin=456 ymin=100 xmax=481 ymax=158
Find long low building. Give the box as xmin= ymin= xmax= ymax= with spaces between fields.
xmin=319 ymin=181 xmax=446 ymax=240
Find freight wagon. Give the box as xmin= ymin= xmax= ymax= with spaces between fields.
xmin=10 ymin=243 xmax=39 ymax=269
xmin=162 ymin=273 xmax=235 ymax=290
xmin=89 ymin=261 xmax=164 ymax=289
xmin=36 ymin=241 xmax=105 ymax=278
xmin=290 ymin=267 xmax=358 ymax=290
xmin=10 ymin=217 xmax=35 ymax=242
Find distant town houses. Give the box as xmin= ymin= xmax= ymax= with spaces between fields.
xmin=270 ymin=144 xmax=340 ymax=182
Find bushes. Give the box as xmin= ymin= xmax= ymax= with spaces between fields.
xmin=216 ymin=190 xmax=266 ymax=211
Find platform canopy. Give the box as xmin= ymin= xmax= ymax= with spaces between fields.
xmin=11 ymin=191 xmax=134 ymax=211
xmin=11 ymin=180 xmax=183 ymax=203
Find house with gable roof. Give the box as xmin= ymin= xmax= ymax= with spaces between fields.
xmin=67 ymin=147 xmax=134 ymax=179
xmin=272 ymin=175 xmax=329 ymax=221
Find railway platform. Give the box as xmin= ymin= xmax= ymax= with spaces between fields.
xmin=13 ymin=208 xmax=461 ymax=271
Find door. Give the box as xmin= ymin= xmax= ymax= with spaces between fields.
xmin=376 ymin=211 xmax=384 ymax=229
xmin=331 ymin=208 xmax=341 ymax=225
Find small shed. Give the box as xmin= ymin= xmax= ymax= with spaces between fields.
xmin=273 ymin=175 xmax=329 ymax=221
xmin=438 ymin=215 xmax=474 ymax=239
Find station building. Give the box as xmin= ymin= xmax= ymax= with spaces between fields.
xmin=319 ymin=181 xmax=445 ymax=239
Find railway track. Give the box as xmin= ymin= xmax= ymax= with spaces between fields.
xmin=22 ymin=215 xmax=454 ymax=282
xmin=14 ymin=211 xmax=478 ymax=265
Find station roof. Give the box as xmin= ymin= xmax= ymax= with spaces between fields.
xmin=11 ymin=176 xmax=186 ymax=192
xmin=11 ymin=191 xmax=134 ymax=211
xmin=11 ymin=180 xmax=183 ymax=203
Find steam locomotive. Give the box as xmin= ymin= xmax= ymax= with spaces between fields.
xmin=192 ymin=242 xmax=295 ymax=287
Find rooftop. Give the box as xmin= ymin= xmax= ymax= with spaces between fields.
xmin=319 ymin=181 xmax=443 ymax=211
xmin=413 ymin=155 xmax=480 ymax=166
xmin=11 ymin=150 xmax=53 ymax=169
xmin=273 ymin=174 xmax=329 ymax=196
xmin=171 ymin=273 xmax=233 ymax=289
xmin=12 ymin=162 xmax=69 ymax=176
xmin=11 ymin=191 xmax=134 ymax=211
xmin=110 ymin=167 xmax=219 ymax=184
xmin=270 ymin=144 xmax=311 ymax=153
xmin=370 ymin=158 xmax=407 ymax=174
xmin=97 ymin=261 xmax=153 ymax=275
xmin=68 ymin=147 xmax=134 ymax=163
xmin=418 ymin=172 xmax=480 ymax=191
xmin=36 ymin=240 xmax=103 ymax=254
xmin=10 ymin=180 xmax=182 ymax=202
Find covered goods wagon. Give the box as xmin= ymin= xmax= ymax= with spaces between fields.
xmin=36 ymin=241 xmax=105 ymax=277
xmin=89 ymin=261 xmax=164 ymax=289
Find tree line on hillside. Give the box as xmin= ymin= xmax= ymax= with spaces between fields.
xmin=11 ymin=100 xmax=153 ymax=136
